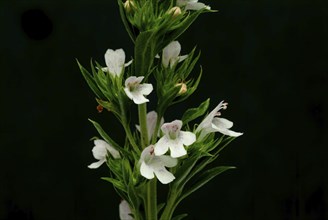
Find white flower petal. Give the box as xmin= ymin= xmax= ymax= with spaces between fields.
xmin=196 ymin=101 xmax=225 ymax=133
xmin=94 ymin=139 xmax=120 ymax=159
xmin=153 ymin=167 xmax=175 ymax=184
xmin=130 ymin=92 xmax=149 ymax=104
xmin=124 ymin=77 xmax=152 ymax=105
xmin=137 ymin=83 xmax=153 ymax=96
xmin=88 ymin=159 xmax=105 ymax=169
xmin=105 ymin=49 xmax=125 ymax=76
xmin=162 ymin=41 xmax=181 ymax=68
xmin=218 ymin=129 xmax=243 ymax=137
xmin=185 ymin=2 xmax=206 ymax=10
xmin=213 ymin=117 xmax=233 ymax=129
xmin=140 ymin=162 xmax=155 ymax=179
xmin=154 ymin=137 xmax=170 ymax=156
xmin=211 ymin=117 xmax=243 ymax=137
xmin=146 ymin=111 xmax=158 ymax=140
xmin=178 ymin=55 xmax=188 ymax=63
xmin=169 ymin=143 xmax=187 ymax=158
xmin=119 ymin=200 xmax=134 ymax=220
xmin=124 ymin=87 xmax=134 ymax=100
xmin=180 ymin=131 xmax=196 ymax=146
xmin=91 ymin=144 xmax=107 ymax=160
xmin=125 ymin=76 xmax=143 ymax=87
xmin=159 ymin=155 xmax=178 ymax=168
xmin=124 ymin=59 xmax=133 ymax=67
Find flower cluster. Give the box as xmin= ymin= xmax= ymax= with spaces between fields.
xmin=87 ymin=43 xmax=242 ymax=185
xmin=80 ymin=0 xmax=243 ymax=219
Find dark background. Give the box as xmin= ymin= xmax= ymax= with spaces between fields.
xmin=1 ymin=0 xmax=327 ymax=219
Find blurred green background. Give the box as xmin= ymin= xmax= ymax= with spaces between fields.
xmin=0 ymin=0 xmax=327 ymax=219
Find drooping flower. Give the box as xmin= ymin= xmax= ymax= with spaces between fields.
xmin=139 ymin=145 xmax=177 ymax=184
xmin=124 ymin=76 xmax=153 ymax=104
xmin=154 ymin=120 xmax=196 ymax=158
xmin=162 ymin=41 xmax=188 ymax=68
xmin=196 ymin=101 xmax=243 ymax=139
xmin=136 ymin=111 xmax=164 ymax=141
xmin=103 ymin=48 xmax=132 ymax=76
xmin=176 ymin=0 xmax=211 ymax=11
xmin=119 ymin=200 xmax=134 ymax=220
xmin=88 ymin=139 xmax=120 ymax=169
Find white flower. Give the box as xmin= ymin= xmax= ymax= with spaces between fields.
xmin=176 ymin=0 xmax=211 ymax=11
xmin=119 ymin=200 xmax=134 ymax=220
xmin=88 ymin=139 xmax=120 ymax=169
xmin=162 ymin=41 xmax=188 ymax=68
xmin=103 ymin=48 xmax=132 ymax=76
xmin=154 ymin=120 xmax=196 ymax=158
xmin=196 ymin=101 xmax=243 ymax=139
xmin=124 ymin=76 xmax=153 ymax=104
xmin=136 ymin=111 xmax=164 ymax=141
xmin=140 ymin=145 xmax=177 ymax=184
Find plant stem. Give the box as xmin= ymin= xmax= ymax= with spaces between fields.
xmin=138 ymin=103 xmax=157 ymax=219
xmin=138 ymin=103 xmax=149 ymax=148
xmin=147 ymin=178 xmax=158 ymax=220
xmin=160 ymin=191 xmax=177 ymax=220
xmin=118 ymin=93 xmax=139 ymax=152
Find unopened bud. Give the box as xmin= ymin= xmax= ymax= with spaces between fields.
xmin=168 ymin=6 xmax=182 ymax=18
xmin=124 ymin=0 xmax=135 ymax=13
xmin=176 ymin=82 xmax=187 ymax=95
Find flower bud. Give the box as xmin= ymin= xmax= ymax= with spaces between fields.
xmin=124 ymin=0 xmax=135 ymax=14
xmin=168 ymin=6 xmax=182 ymax=18
xmin=175 ymin=82 xmax=187 ymax=95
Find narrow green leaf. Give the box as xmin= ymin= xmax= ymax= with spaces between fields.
xmin=172 ymin=214 xmax=188 ymax=220
xmin=88 ymin=119 xmax=123 ymax=153
xmin=157 ymin=203 xmax=166 ymax=214
xmin=180 ymin=166 xmax=235 ymax=201
xmin=134 ymin=30 xmax=157 ymax=75
xmin=77 ymin=60 xmax=105 ymax=100
xmin=182 ymin=98 xmax=210 ymax=125
xmin=117 ymin=0 xmax=136 ymax=43
xmin=101 ymin=177 xmax=126 ymax=192
xmin=161 ymin=9 xmax=205 ymax=48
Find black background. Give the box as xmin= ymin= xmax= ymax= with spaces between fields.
xmin=1 ymin=0 xmax=327 ymax=219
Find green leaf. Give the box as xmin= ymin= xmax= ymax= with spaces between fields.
xmin=101 ymin=177 xmax=126 ymax=192
xmin=134 ymin=30 xmax=158 ymax=75
xmin=77 ymin=60 xmax=105 ymax=100
xmin=117 ymin=0 xmax=136 ymax=43
xmin=161 ymin=9 xmax=205 ymax=48
xmin=182 ymin=98 xmax=210 ymax=125
xmin=157 ymin=203 xmax=166 ymax=214
xmin=88 ymin=119 xmax=124 ymax=153
xmin=180 ymin=166 xmax=235 ymax=201
xmin=172 ymin=214 xmax=188 ymax=220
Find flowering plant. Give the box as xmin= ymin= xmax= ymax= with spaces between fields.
xmin=78 ymin=0 xmax=243 ymax=219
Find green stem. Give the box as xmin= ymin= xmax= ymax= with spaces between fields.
xmin=160 ymin=191 xmax=177 ymax=220
xmin=138 ymin=103 xmax=149 ymax=148
xmin=118 ymin=92 xmax=139 ymax=152
xmin=138 ymin=103 xmax=157 ymax=219
xmin=147 ymin=179 xmax=158 ymax=220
